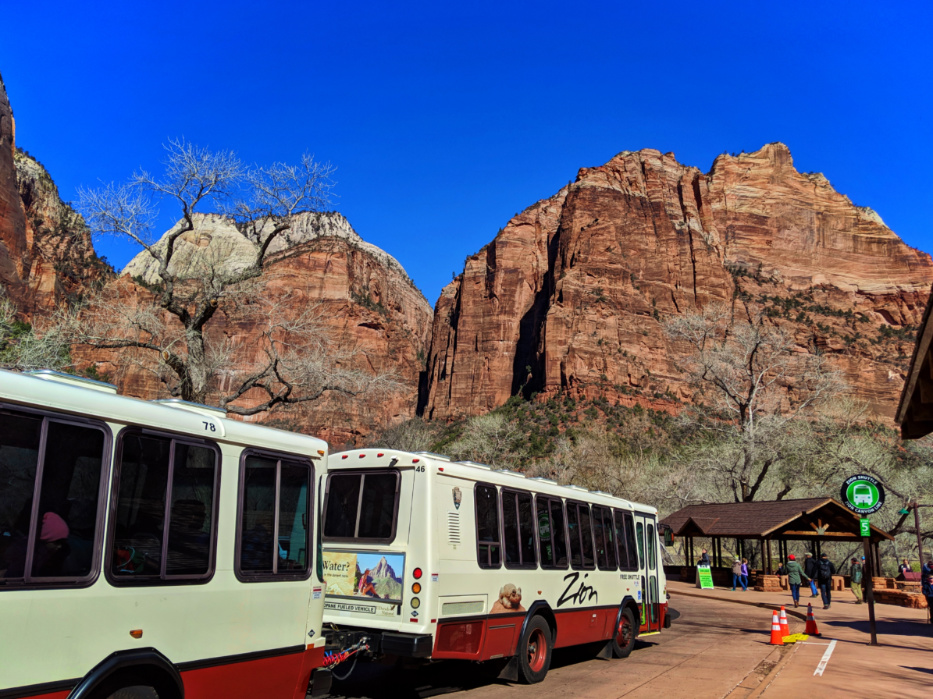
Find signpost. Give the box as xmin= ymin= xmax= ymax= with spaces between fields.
xmin=841 ymin=474 xmax=885 ymax=646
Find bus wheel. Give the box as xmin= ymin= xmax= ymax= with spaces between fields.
xmin=517 ymin=615 xmax=552 ymax=684
xmin=611 ymin=608 xmax=636 ymax=659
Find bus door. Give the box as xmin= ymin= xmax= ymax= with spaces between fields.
xmin=634 ymin=513 xmax=661 ymax=633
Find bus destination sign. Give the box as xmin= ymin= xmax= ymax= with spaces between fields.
xmin=840 ymin=474 xmax=885 ymax=515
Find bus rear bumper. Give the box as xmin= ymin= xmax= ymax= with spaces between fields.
xmin=325 ymin=626 xmax=434 ymax=660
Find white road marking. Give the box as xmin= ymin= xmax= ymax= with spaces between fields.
xmin=813 ymin=639 xmax=837 ymax=676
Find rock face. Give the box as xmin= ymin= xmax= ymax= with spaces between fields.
xmin=421 ymin=144 xmax=933 ymax=420
xmin=87 ymin=216 xmax=432 ymax=445
xmin=0 ymin=73 xmax=111 ymax=316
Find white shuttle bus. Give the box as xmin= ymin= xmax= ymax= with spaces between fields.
xmin=0 ymin=369 xmax=333 ymax=699
xmin=321 ymin=449 xmax=669 ymax=684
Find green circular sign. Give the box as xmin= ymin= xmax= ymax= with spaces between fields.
xmin=840 ymin=474 xmax=885 ymax=515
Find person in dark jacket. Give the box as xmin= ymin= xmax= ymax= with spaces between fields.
xmin=699 ymin=548 xmax=711 ymax=567
xmin=804 ymin=553 xmax=819 ymax=597
xmin=784 ymin=554 xmax=809 ymax=607
xmin=922 ymin=573 xmax=933 ymax=624
xmin=850 ymin=557 xmax=864 ymax=604
xmin=817 ymin=553 xmax=836 ymax=609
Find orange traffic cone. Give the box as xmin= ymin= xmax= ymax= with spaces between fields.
xmin=769 ymin=610 xmax=784 ymax=645
xmin=805 ymin=603 xmax=821 ymax=636
xmin=779 ymin=606 xmax=790 ymax=638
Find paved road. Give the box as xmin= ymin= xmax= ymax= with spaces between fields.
xmin=328 ymin=594 xmax=788 ymax=699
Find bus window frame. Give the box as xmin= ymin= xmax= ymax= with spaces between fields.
xmin=592 ymin=504 xmax=617 ymax=571
xmin=474 ymin=482 xmax=502 ymax=570
xmin=501 ymin=487 xmax=538 ymax=570
xmin=534 ymin=495 xmax=569 ymax=570
xmin=105 ymin=427 xmax=221 ymax=587
xmin=614 ymin=508 xmax=638 ymax=572
xmin=0 ymin=402 xmax=112 ymax=590
xmin=235 ymin=448 xmax=316 ymax=583
xmin=321 ymin=468 xmax=400 ymax=545
xmin=566 ymin=499 xmax=596 ymax=571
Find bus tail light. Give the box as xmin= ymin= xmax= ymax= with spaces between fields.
xmin=411 ymin=597 xmax=421 ymax=609
xmin=413 ymin=567 xmax=423 ymax=579
xmin=412 ymin=582 xmax=421 ymax=594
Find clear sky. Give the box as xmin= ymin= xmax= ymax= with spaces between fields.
xmin=2 ymin=1 xmax=930 ymax=304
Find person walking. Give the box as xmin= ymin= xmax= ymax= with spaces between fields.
xmin=740 ymin=558 xmax=749 ymax=591
xmin=804 ymin=552 xmax=819 ymax=597
xmin=922 ymin=571 xmax=933 ymax=625
xmin=731 ymin=558 xmax=743 ymax=591
xmin=785 ymin=554 xmax=809 ymax=607
xmin=849 ymin=557 xmax=864 ymax=604
xmin=817 ymin=552 xmax=836 ymax=609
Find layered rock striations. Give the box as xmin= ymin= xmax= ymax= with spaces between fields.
xmin=422 ymin=144 xmax=933 ymax=420
xmin=88 ymin=215 xmax=433 ymax=445
xmin=0 ymin=73 xmax=111 ymax=316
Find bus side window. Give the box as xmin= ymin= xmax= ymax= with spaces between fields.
xmin=593 ymin=506 xmax=615 ymax=570
xmin=1 ymin=410 xmax=107 ymax=584
xmin=475 ymin=484 xmax=501 ymax=569
xmin=550 ymin=499 xmax=568 ymax=568
xmin=503 ymin=489 xmax=535 ymax=569
xmin=566 ymin=502 xmax=582 ymax=568
xmin=111 ymin=432 xmax=219 ymax=583
xmin=237 ymin=454 xmax=312 ymax=580
xmin=615 ymin=510 xmax=637 ymax=571
xmin=635 ymin=521 xmax=645 ymax=571
xmin=579 ymin=505 xmax=595 ymax=568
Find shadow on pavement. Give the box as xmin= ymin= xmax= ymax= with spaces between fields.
xmin=823 ymin=619 xmax=932 ymax=638
xmin=329 ymin=641 xmax=647 ymax=698
xmin=901 ymin=665 xmax=933 ymax=675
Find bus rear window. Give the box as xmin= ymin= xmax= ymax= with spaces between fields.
xmin=323 ymin=471 xmax=399 ymax=542
xmin=0 ymin=409 xmax=108 ymax=586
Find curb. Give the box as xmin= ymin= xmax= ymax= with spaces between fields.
xmin=747 ymin=642 xmax=799 ymax=698
xmin=672 ymin=587 xmax=809 ymax=622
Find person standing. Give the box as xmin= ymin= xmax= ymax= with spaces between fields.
xmin=804 ymin=552 xmax=819 ymax=597
xmin=740 ymin=558 xmax=749 ymax=591
xmin=817 ymin=552 xmax=836 ymax=609
xmin=699 ymin=548 xmax=711 ymax=567
xmin=850 ymin=557 xmax=864 ymax=604
xmin=898 ymin=558 xmax=911 ymax=577
xmin=785 ymin=554 xmax=809 ymax=607
xmin=922 ymin=572 xmax=933 ymax=624
xmin=731 ymin=558 xmax=743 ymax=591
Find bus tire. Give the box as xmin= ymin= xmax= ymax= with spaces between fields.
xmin=517 ymin=615 xmax=552 ymax=684
xmin=611 ymin=607 xmax=636 ymax=659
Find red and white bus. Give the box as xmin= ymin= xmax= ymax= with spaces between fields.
xmin=320 ymin=449 xmax=669 ymax=684
xmin=0 ymin=369 xmax=333 ymax=699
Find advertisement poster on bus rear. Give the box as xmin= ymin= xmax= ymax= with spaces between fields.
xmin=322 ymin=550 xmax=405 ymax=603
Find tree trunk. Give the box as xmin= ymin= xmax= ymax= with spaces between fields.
xmin=185 ymin=326 xmax=210 ymax=404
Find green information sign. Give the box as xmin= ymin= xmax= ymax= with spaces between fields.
xmin=697 ymin=564 xmax=714 ymax=589
xmin=860 ymin=518 xmax=870 ymax=537
xmin=840 ymin=474 xmax=885 ymax=515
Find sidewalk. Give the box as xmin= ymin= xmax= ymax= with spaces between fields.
xmin=669 ymin=580 xmax=933 ymax=698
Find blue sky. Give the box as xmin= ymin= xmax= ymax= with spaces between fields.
xmin=2 ymin=1 xmax=930 ymax=304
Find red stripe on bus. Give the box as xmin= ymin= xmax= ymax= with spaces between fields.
xmin=181 ymin=645 xmax=325 ymax=699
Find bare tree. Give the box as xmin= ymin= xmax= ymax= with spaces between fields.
xmin=0 ymin=292 xmax=70 ymax=371
xmin=665 ymin=304 xmax=845 ymax=502
xmin=75 ymin=140 xmax=397 ymax=412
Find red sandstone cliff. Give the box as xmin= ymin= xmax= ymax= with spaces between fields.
xmin=0 ymin=73 xmax=111 ymax=316
xmin=421 ymin=144 xmax=933 ymax=420
xmin=80 ymin=218 xmax=433 ymax=445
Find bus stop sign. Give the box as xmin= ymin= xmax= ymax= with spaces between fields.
xmin=841 ymin=474 xmax=885 ymax=515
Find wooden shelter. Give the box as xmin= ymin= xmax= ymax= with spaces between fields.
xmin=896 ymin=285 xmax=933 ymax=438
xmin=661 ymin=497 xmax=893 ymax=574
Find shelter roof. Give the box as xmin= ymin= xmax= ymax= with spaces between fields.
xmin=661 ymin=498 xmax=892 ymax=542
xmin=896 ymin=284 xmax=933 ymax=439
